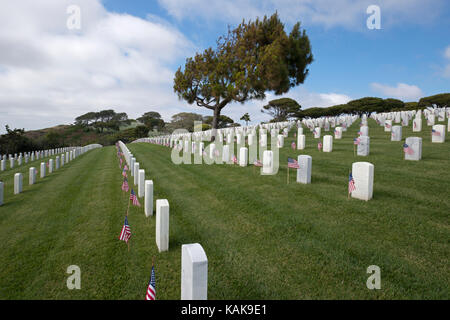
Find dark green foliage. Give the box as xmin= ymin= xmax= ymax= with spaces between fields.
xmin=173 ymin=12 xmax=313 ymax=129
xmin=418 ymin=93 xmax=450 ymax=108
xmin=262 ymin=97 xmax=302 ymax=121
xmin=240 ymin=113 xmax=251 ymax=125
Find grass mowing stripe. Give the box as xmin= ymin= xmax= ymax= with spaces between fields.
xmin=127 ymin=118 xmax=449 ymax=299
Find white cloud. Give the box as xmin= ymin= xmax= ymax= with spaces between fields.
xmin=370 ymin=82 xmax=423 ymax=100
xmin=0 ymin=0 xmax=197 ymax=133
xmin=158 ymin=0 xmax=445 ymax=29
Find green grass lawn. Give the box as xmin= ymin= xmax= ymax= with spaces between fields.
xmin=0 ymin=119 xmax=448 ymax=299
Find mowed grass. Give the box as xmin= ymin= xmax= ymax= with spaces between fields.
xmin=0 ymin=118 xmax=448 ymax=299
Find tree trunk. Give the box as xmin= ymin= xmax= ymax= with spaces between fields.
xmin=211 ymin=107 xmax=221 ymax=141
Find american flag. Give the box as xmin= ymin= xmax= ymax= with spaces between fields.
xmin=253 ymin=159 xmax=262 ymax=167
xmin=124 ymin=165 xmax=128 ymax=171
xmin=385 ymin=123 xmax=391 ymax=128
xmin=431 ymin=129 xmax=441 ymax=136
xmin=130 ymin=189 xmax=141 ymax=207
xmin=122 ymin=168 xmax=127 ymax=177
xmin=291 ymin=141 xmax=296 ymax=150
xmin=348 ymin=173 xmax=356 ymax=194
xmin=145 ymin=265 xmax=156 ymax=300
xmin=119 ymin=216 xmax=131 ymax=243
xmin=122 ymin=177 xmax=129 ymax=192
xmin=354 ymin=137 xmax=361 ymax=145
xmin=413 ymin=121 xmax=417 ymax=129
xmin=232 ymin=155 xmax=237 ymax=164
xmin=357 ymin=131 xmax=362 ymax=136
xmin=403 ymin=143 xmax=414 ymax=155
xmin=318 ymin=141 xmax=322 ymax=151
xmin=287 ymin=157 xmax=300 ymax=169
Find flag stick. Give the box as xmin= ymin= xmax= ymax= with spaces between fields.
xmin=287 ymin=166 xmax=289 ymax=184
xmin=347 ymin=169 xmax=351 ymax=199
xmin=126 ymin=195 xmax=131 ymax=216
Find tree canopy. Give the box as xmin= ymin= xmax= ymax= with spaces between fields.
xmin=173 ymin=12 xmax=313 ymax=131
xmin=262 ymin=97 xmax=302 ymax=121
xmin=137 ymin=111 xmax=165 ymax=132
xmin=418 ymin=93 xmax=450 ymax=108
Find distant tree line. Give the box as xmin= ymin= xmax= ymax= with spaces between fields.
xmin=260 ymin=93 xmax=449 ymax=121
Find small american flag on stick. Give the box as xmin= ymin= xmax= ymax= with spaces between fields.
xmin=291 ymin=141 xmax=296 ymax=150
xmin=122 ymin=177 xmax=129 ymax=192
xmin=119 ymin=216 xmax=131 ymax=244
xmin=318 ymin=141 xmax=322 ymax=151
xmin=287 ymin=157 xmax=300 ymax=169
xmin=232 ymin=155 xmax=237 ymax=164
xmin=354 ymin=137 xmax=361 ymax=145
xmin=122 ymin=168 xmax=127 ymax=177
xmin=348 ymin=173 xmax=356 ymax=194
xmin=145 ymin=264 xmax=156 ymax=300
xmin=403 ymin=143 xmax=414 ymax=155
xmin=130 ymin=189 xmax=141 ymax=207
xmin=253 ymin=159 xmax=262 ymax=167
xmin=431 ymin=129 xmax=441 ymax=136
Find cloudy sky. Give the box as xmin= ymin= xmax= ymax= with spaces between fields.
xmin=0 ymin=0 xmax=449 ymax=133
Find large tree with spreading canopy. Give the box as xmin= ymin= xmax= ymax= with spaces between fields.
xmin=173 ymin=12 xmax=313 ymax=134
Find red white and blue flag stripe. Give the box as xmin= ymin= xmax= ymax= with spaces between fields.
xmin=403 ymin=143 xmax=414 ymax=155
xmin=287 ymin=157 xmax=300 ymax=169
xmin=130 ymin=189 xmax=140 ymax=207
xmin=145 ymin=265 xmax=156 ymax=300
xmin=119 ymin=216 xmax=131 ymax=243
xmin=348 ymin=173 xmax=356 ymax=194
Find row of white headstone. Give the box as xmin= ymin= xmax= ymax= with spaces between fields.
xmin=1 ymin=147 xmax=76 ymax=172
xmin=117 ymin=140 xmax=208 ymax=300
xmin=0 ymin=144 xmax=102 ymax=206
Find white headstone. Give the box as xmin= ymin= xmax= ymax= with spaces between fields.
xmin=40 ymin=162 xmax=46 ymax=178
xmin=323 ymin=135 xmax=333 ymax=152
xmin=0 ymin=159 xmax=5 ymax=171
xmin=391 ymin=126 xmax=402 ymax=141
xmin=297 ymin=134 xmax=305 ymax=150
xmin=14 ymin=173 xmax=23 ymax=194
xmin=130 ymin=157 xmax=135 ymax=176
xmin=296 ymin=155 xmax=312 ymax=184
xmin=49 ymin=159 xmax=54 ymax=174
xmin=156 ymin=199 xmax=169 ymax=252
xmin=413 ymin=118 xmax=422 ymax=132
xmin=133 ymin=162 xmax=140 ymax=185
xmin=334 ymin=127 xmax=342 ymax=139
xmin=277 ymin=134 xmax=284 ymax=148
xmin=404 ymin=137 xmax=422 ymax=161
xmin=360 ymin=126 xmax=369 ymax=136
xmin=384 ymin=120 xmax=392 ymax=132
xmin=239 ymin=147 xmax=248 ymax=167
xmin=357 ymin=136 xmax=370 ymax=156
xmin=55 ymin=156 xmax=60 ymax=170
xmin=144 ymin=180 xmax=154 ymax=217
xmin=313 ymin=127 xmax=321 ymax=139
xmin=262 ymin=150 xmax=274 ymax=174
xmin=181 ymin=243 xmax=208 ymax=300
xmin=431 ymin=124 xmax=445 ymax=143
xmin=138 ymin=169 xmax=145 ymax=198
xmin=222 ymin=145 xmax=230 ymax=163
xmin=351 ymin=162 xmax=374 ymax=201
xmin=29 ymin=167 xmax=36 ymax=185
xmin=260 ymin=134 xmax=267 ymax=147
